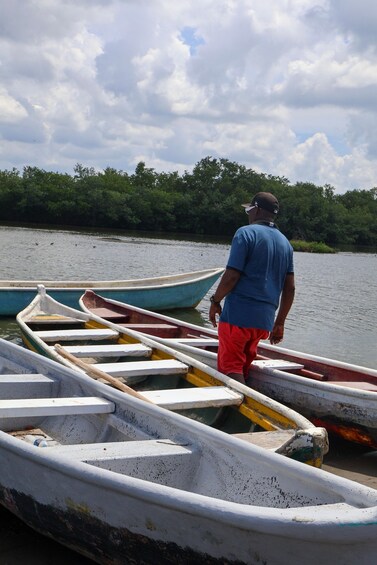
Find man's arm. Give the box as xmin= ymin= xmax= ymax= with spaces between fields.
xmin=269 ymin=273 xmax=295 ymax=344
xmin=209 ymin=268 xmax=241 ymax=327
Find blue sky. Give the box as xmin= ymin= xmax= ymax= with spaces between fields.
xmin=1 ymin=0 xmax=377 ymax=193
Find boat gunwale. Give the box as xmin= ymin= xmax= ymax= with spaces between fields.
xmin=0 ymin=267 xmax=224 ymax=290
xmin=260 ymin=342 xmax=377 ymax=379
xmin=250 ymin=367 xmax=377 ymax=402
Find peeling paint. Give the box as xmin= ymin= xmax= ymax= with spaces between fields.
xmin=0 ymin=487 xmax=248 ymax=564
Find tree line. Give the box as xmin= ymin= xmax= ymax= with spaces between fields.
xmin=0 ymin=157 xmax=376 ymax=246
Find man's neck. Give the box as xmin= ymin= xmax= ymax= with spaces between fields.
xmin=251 ymin=219 xmax=275 ymax=227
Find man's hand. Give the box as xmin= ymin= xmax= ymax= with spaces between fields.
xmin=208 ymin=268 xmax=240 ymax=328
xmin=209 ymin=302 xmax=222 ymax=328
xmin=269 ymin=273 xmax=294 ymax=345
xmin=269 ymin=322 xmax=284 ymax=344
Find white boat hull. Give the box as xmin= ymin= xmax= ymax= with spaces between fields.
xmin=0 ymin=340 xmax=376 ymax=564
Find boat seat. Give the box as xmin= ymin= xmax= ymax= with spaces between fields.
xmin=166 ymin=338 xmax=219 ymax=347
xmin=252 ymin=359 xmax=305 ymax=371
xmin=120 ymin=324 xmax=179 ymax=337
xmin=332 ymin=381 xmax=377 ymax=392
xmin=232 ymin=430 xmax=295 ymax=451
xmin=95 ymin=359 xmax=188 ymax=378
xmin=50 ymin=440 xmax=198 ymax=486
xmin=61 ymin=343 xmax=152 ymax=358
xmin=141 ymin=386 xmax=243 ymax=410
xmin=28 ymin=315 xmax=85 ymax=326
xmin=0 ymin=374 xmax=58 ymax=399
xmin=0 ymin=397 xmax=115 ymax=418
xmin=49 ymin=439 xmax=194 ymax=462
xmin=35 ymin=328 xmax=119 ymax=342
xmin=90 ymin=308 xmax=130 ymax=322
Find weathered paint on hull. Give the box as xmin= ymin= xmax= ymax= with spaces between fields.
xmin=1 ymin=475 xmax=377 ymax=565
xmin=249 ymin=375 xmax=377 ymax=449
xmin=312 ymin=418 xmax=377 ymax=449
xmin=0 ymin=488 xmax=242 ymax=565
xmin=0 ymin=271 xmax=222 ymax=316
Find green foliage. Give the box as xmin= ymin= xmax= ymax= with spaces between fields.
xmin=0 ymin=158 xmax=376 ymax=247
xmin=290 ymin=240 xmax=337 ymax=253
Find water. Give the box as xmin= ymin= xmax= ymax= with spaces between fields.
xmin=0 ymin=225 xmax=375 ymax=367
xmin=0 ymin=225 xmax=376 ymax=562
xmin=281 ymin=251 xmax=377 ymax=367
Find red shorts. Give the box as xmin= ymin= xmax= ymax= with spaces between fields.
xmin=217 ymin=321 xmax=269 ymax=377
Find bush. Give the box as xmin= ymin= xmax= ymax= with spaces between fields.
xmin=290 ymin=240 xmax=337 ymax=253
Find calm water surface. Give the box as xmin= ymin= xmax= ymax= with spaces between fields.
xmin=0 ymin=225 xmax=376 ymax=563
xmin=0 ymin=225 xmax=376 ymax=367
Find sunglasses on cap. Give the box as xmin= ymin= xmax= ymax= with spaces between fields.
xmin=244 ymin=205 xmax=257 ymax=215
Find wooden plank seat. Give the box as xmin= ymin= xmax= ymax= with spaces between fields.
xmin=94 ymin=359 xmax=188 ymax=378
xmin=49 ymin=439 xmax=194 ymax=462
xmin=91 ymin=308 xmax=130 ymax=322
xmin=252 ymin=359 xmax=305 ymax=371
xmin=332 ymin=381 xmax=377 ymax=392
xmin=28 ymin=314 xmax=85 ymax=326
xmin=166 ymin=337 xmax=219 ymax=347
xmin=35 ymin=328 xmax=119 ymax=342
xmin=141 ymin=386 xmax=244 ymax=410
xmin=61 ymin=343 xmax=152 ymax=358
xmin=232 ymin=430 xmax=295 ymax=451
xmin=0 ymin=374 xmax=57 ymax=399
xmin=120 ymin=323 xmax=179 ymax=337
xmin=0 ymin=397 xmax=115 ymax=418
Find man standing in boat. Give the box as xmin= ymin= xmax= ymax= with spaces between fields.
xmin=209 ymin=192 xmax=295 ymax=385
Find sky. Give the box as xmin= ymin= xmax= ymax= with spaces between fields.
xmin=1 ymin=0 xmax=377 ymax=193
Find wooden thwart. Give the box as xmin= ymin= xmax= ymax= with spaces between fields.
xmin=50 ymin=439 xmax=193 ymax=461
xmin=166 ymin=338 xmax=219 ymax=347
xmin=29 ymin=314 xmax=84 ymax=325
xmin=252 ymin=359 xmax=304 ymax=371
xmin=0 ymin=374 xmax=57 ymax=398
xmin=95 ymin=359 xmax=189 ymax=378
xmin=91 ymin=308 xmax=130 ymax=322
xmin=35 ymin=328 xmax=119 ymax=342
xmin=120 ymin=323 xmax=179 ymax=337
xmin=61 ymin=343 xmax=152 ymax=358
xmin=142 ymin=386 xmax=243 ymax=410
xmin=232 ymin=430 xmax=295 ymax=451
xmin=0 ymin=397 xmax=114 ymax=418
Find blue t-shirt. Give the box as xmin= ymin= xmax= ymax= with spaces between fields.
xmin=220 ymin=223 xmax=294 ymax=331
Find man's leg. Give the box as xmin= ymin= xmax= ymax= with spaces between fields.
xmin=227 ymin=373 xmax=246 ymax=385
xmin=244 ymin=329 xmax=269 ymax=384
xmin=218 ymin=322 xmax=248 ymax=385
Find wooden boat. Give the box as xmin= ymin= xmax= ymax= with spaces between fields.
xmin=0 ymin=339 xmax=376 ymax=565
xmin=17 ymin=286 xmax=328 ymax=468
xmin=0 ymin=267 xmax=223 ymax=316
xmin=80 ymin=291 xmax=377 ymax=449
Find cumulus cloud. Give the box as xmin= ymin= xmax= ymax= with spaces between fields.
xmin=0 ymin=0 xmax=377 ymax=191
